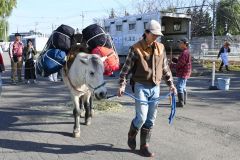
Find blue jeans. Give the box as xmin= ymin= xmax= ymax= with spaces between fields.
xmin=132 ymin=82 xmax=160 ymax=129
xmin=176 ymin=77 xmax=187 ymax=94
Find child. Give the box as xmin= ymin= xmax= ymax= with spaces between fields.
xmin=0 ymin=47 xmax=6 ymax=96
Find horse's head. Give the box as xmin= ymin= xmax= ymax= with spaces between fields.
xmin=76 ymin=53 xmax=107 ymax=100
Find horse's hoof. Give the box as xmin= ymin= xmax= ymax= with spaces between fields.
xmin=85 ymin=118 xmax=92 ymax=126
xmin=90 ymin=109 xmax=95 ymax=117
xmin=73 ymin=131 xmax=81 ymax=138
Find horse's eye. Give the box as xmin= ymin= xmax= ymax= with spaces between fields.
xmin=90 ymin=71 xmax=94 ymax=77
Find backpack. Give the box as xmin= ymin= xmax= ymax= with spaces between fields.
xmin=82 ymin=24 xmax=112 ymax=50
xmin=91 ymin=46 xmax=120 ymax=76
xmin=36 ymin=49 xmax=66 ymax=77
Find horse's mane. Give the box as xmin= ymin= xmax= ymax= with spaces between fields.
xmin=66 ymin=44 xmax=90 ymax=69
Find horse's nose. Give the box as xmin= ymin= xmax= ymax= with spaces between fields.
xmin=99 ymin=91 xmax=107 ymax=98
xmin=95 ymin=91 xmax=107 ymax=100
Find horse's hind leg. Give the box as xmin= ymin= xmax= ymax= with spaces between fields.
xmin=72 ymin=96 xmax=81 ymax=138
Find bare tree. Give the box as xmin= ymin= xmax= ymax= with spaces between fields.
xmin=133 ymin=0 xmax=204 ymax=14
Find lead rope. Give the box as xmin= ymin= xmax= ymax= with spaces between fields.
xmin=107 ymin=92 xmax=176 ymax=124
xmin=168 ymin=93 xmax=176 ymax=124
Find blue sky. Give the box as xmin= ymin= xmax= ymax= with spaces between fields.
xmin=8 ymin=0 xmax=134 ymax=34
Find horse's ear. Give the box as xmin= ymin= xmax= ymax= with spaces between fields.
xmin=79 ymin=57 xmax=88 ymax=65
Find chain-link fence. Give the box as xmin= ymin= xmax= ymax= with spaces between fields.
xmin=190 ymin=36 xmax=240 ymax=61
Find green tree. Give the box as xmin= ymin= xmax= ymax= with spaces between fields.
xmin=0 ymin=0 xmax=17 ymax=41
xmin=216 ymin=0 xmax=240 ymax=35
xmin=191 ymin=7 xmax=212 ymax=36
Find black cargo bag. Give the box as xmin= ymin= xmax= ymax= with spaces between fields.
xmin=47 ymin=24 xmax=75 ymax=52
xmin=82 ymin=24 xmax=112 ymax=50
xmin=55 ymin=24 xmax=75 ymax=37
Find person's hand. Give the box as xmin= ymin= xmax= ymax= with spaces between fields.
xmin=169 ymin=85 xmax=177 ymax=95
xmin=117 ymin=86 xmax=125 ymax=97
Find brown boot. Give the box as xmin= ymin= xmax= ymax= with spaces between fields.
xmin=128 ymin=122 xmax=138 ymax=150
xmin=226 ymin=65 xmax=230 ymax=71
xmin=140 ymin=127 xmax=154 ymax=157
xmin=183 ymin=90 xmax=187 ymax=105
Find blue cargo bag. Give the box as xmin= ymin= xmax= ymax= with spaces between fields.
xmin=36 ymin=49 xmax=66 ymax=77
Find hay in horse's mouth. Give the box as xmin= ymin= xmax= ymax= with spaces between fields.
xmin=93 ymin=100 xmax=123 ymax=112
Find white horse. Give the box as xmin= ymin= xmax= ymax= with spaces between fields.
xmin=62 ymin=52 xmax=107 ymax=138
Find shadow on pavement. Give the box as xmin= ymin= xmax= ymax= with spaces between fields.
xmin=0 ymin=139 xmax=132 ymax=154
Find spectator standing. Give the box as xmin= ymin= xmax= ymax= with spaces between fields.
xmin=217 ymin=41 xmax=230 ymax=72
xmin=23 ymin=39 xmax=37 ymax=84
xmin=9 ymin=33 xmax=24 ymax=84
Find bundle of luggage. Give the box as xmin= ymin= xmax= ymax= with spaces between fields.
xmin=36 ymin=24 xmax=119 ymax=77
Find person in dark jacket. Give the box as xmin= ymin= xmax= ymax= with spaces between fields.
xmin=23 ymin=39 xmax=37 ymax=84
xmin=117 ymin=20 xmax=177 ymax=157
xmin=217 ymin=41 xmax=230 ymax=72
xmin=171 ymin=38 xmax=192 ymax=107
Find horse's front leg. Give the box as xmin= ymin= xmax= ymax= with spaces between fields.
xmin=84 ymin=93 xmax=93 ymax=126
xmin=79 ymin=97 xmax=85 ymax=118
xmin=72 ymin=96 xmax=81 ymax=138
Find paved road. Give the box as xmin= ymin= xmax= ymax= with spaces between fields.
xmin=0 ymin=52 xmax=240 ymax=160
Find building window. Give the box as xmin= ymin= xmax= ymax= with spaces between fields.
xmin=161 ymin=24 xmax=165 ymax=32
xmin=129 ymin=23 xmax=136 ymax=30
xmin=144 ymin=22 xmax=148 ymax=29
xmin=105 ymin=26 xmax=110 ymax=32
xmin=173 ymin=22 xmax=181 ymax=31
xmin=116 ymin=25 xmax=122 ymax=31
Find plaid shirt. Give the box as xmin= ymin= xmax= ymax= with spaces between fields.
xmin=119 ymin=47 xmax=174 ymax=88
xmin=171 ymin=48 xmax=192 ymax=78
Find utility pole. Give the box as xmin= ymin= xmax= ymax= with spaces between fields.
xmin=212 ymin=0 xmax=216 ymax=49
xmin=80 ymin=12 xmax=84 ymax=31
xmin=35 ymin=22 xmax=38 ymax=35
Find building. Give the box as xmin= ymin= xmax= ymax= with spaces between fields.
xmin=103 ymin=11 xmax=191 ymax=57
